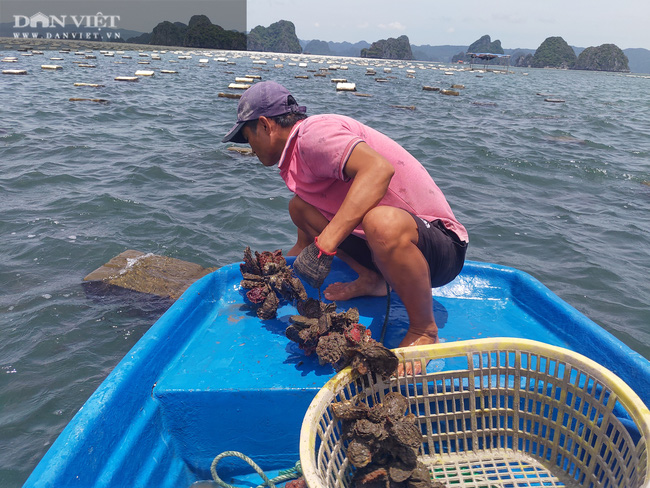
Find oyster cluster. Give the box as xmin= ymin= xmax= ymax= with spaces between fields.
xmin=332 ymin=393 xmax=440 ymax=488
xmin=287 ymin=299 xmax=398 ymax=377
xmin=240 ymin=247 xmax=398 ymax=378
xmin=240 ymin=247 xmax=307 ymax=319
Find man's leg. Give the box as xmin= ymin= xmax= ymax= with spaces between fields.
xmin=287 ymin=196 xmax=387 ymax=297
xmin=361 ymin=206 xmax=439 ymax=348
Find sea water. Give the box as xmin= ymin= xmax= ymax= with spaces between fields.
xmin=1 ymin=50 xmax=649 ymax=486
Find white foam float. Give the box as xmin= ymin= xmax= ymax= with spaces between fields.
xmin=115 ymin=76 xmax=139 ymax=82
xmin=41 ymin=65 xmax=63 ymax=70
xmin=235 ymin=77 xmax=254 ymax=83
xmin=74 ymin=83 xmax=105 ymax=87
xmin=228 ymin=83 xmax=250 ymax=89
xmin=135 ymin=70 xmax=155 ymax=76
xmin=3 ymin=69 xmax=27 ymax=75
xmin=336 ymin=82 xmax=356 ymax=92
xmin=160 ymin=70 xmax=178 ymax=74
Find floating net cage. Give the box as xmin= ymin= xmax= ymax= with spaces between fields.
xmin=300 ymin=338 xmax=650 ymax=488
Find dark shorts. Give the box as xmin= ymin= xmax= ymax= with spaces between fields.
xmin=338 ymin=217 xmax=467 ymax=288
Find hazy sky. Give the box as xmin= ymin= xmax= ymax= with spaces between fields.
xmin=248 ymin=0 xmax=650 ymax=50
xmin=3 ymin=0 xmax=647 ymax=50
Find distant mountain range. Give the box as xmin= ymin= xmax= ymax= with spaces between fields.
xmin=301 ymin=39 xmax=650 ymax=73
xmin=2 ymin=20 xmax=649 ymax=73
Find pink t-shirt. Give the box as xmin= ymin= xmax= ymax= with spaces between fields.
xmin=277 ymin=114 xmax=468 ymax=243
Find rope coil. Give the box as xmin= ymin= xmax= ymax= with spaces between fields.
xmin=210 ymin=451 xmax=302 ymax=488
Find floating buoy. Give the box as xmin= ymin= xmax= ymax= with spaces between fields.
xmin=235 ymin=77 xmax=254 ymax=83
xmin=227 ymin=146 xmax=254 ymax=155
xmin=422 ymin=86 xmax=440 ymax=91
xmin=391 ymin=105 xmax=416 ymax=110
xmin=354 ymin=93 xmax=373 ymax=98
xmin=440 ymin=89 xmax=460 ymax=96
xmin=137 ymin=61 xmax=150 ymax=65
xmin=451 ymin=84 xmax=465 ymax=89
xmin=160 ymin=70 xmax=178 ymax=74
xmin=331 ymin=78 xmax=347 ymax=83
xmin=544 ymin=98 xmax=565 ymax=103
xmin=472 ymin=101 xmax=498 ymax=107
xmin=375 ymin=78 xmax=389 ymax=82
xmin=74 ymin=83 xmax=105 ymax=87
xmin=69 ymin=98 xmax=109 ymax=103
xmin=274 ymin=64 xmax=284 ymax=68
xmin=444 ymin=71 xmax=454 ymax=75
xmin=295 ymin=75 xmax=309 ymax=79
xmin=336 ymin=82 xmax=356 ymax=92
xmin=41 ymin=65 xmax=63 ymax=70
xmin=78 ymin=64 xmax=96 ymax=68
xmin=2 ymin=57 xmax=18 ymax=63
xmin=252 ymin=60 xmax=267 ymax=65
xmin=218 ymin=92 xmax=241 ymax=99
xmin=115 ymin=76 xmax=139 ymax=82
xmin=135 ymin=70 xmax=155 ymax=76
xmin=228 ymin=83 xmax=250 ymax=89
xmin=2 ymin=69 xmax=27 ymax=75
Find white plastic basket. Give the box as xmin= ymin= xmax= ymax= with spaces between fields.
xmin=300 ymin=338 xmax=650 ymax=488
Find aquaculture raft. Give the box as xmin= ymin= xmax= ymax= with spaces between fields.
xmin=300 ymin=338 xmax=650 ymax=488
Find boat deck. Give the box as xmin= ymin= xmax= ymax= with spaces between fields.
xmin=24 ymin=259 xmax=650 ymax=487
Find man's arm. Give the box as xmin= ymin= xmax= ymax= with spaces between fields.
xmin=315 ymin=142 xmax=394 ymax=253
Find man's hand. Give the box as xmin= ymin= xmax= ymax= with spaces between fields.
xmin=293 ymin=241 xmax=334 ymax=289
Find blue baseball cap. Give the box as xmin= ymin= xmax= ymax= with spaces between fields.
xmin=222 ymin=81 xmax=307 ymax=143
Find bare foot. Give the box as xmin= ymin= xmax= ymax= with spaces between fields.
xmin=398 ymin=331 xmax=439 ymax=348
xmin=397 ymin=332 xmax=440 ymax=376
xmin=323 ymin=273 xmax=387 ymax=301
